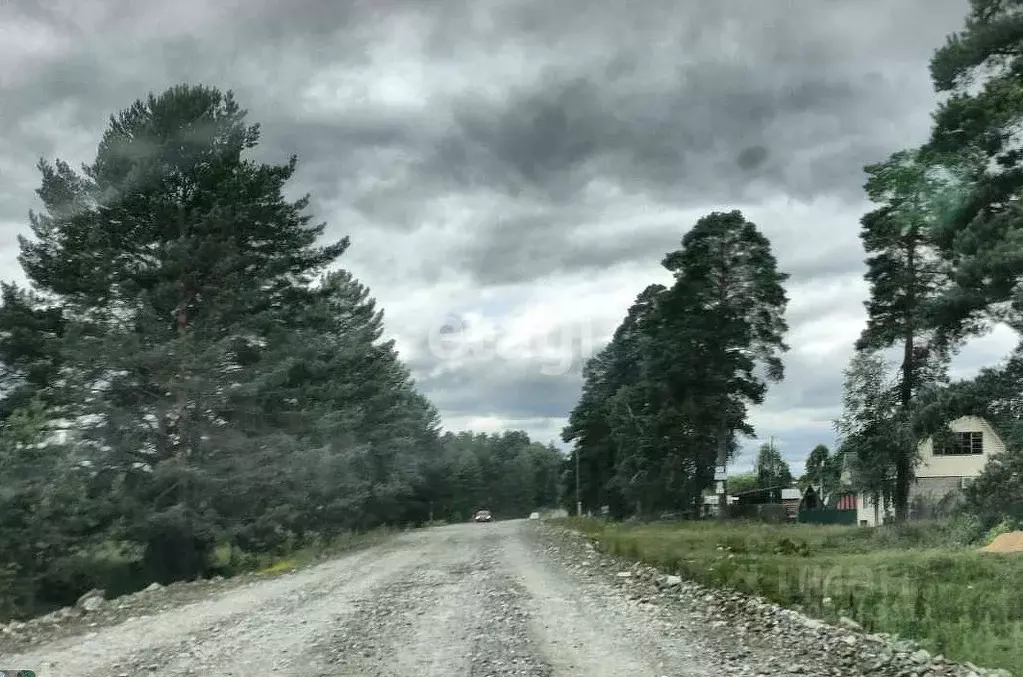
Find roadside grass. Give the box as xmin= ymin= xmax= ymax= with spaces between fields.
xmin=560 ymin=517 xmax=1023 ymax=675
xmin=229 ymin=528 xmax=399 ymax=577
xmin=258 ymin=558 xmax=299 ymax=575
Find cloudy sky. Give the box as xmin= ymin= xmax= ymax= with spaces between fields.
xmin=0 ymin=0 xmax=1016 ymax=472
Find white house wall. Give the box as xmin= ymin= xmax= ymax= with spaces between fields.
xmin=857 ymin=494 xmax=891 ymax=527
xmin=915 ymin=415 xmax=1006 ymax=478
xmin=854 ymin=415 xmax=1006 ymax=527
xmin=857 ymin=495 xmax=872 ymax=527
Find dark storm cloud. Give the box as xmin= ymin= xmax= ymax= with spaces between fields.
xmin=454 ymin=201 xmax=875 ymax=288
xmin=456 ymin=210 xmax=681 ymax=286
xmin=429 ymin=70 xmax=872 ymax=206
xmin=4 ymin=1 xmax=970 ymax=195
xmin=737 ymin=146 xmax=769 ymax=172
xmin=1 ymin=0 xmax=970 ymax=282
xmin=406 ymin=0 xmax=970 ymax=210
xmin=251 ymin=115 xmax=434 ymax=220
xmin=769 ymin=360 xmax=848 ymax=412
xmin=419 ymin=364 xmax=584 ymax=420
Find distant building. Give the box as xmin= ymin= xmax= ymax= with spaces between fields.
xmin=836 ymin=415 xmax=1006 ymax=526
xmin=780 ymin=487 xmax=802 ymax=519
xmin=798 ymin=485 xmax=824 ymax=510
xmin=727 ymin=486 xmax=798 ymax=522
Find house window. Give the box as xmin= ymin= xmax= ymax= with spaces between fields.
xmin=936 ymin=431 xmax=984 ymax=456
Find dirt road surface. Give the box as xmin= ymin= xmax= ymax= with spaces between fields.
xmin=0 ymin=521 xmax=978 ymax=677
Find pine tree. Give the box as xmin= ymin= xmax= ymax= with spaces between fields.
xmin=562 ymin=211 xmax=788 ymax=518
xmin=16 ymin=84 xmax=349 ymax=577
xmin=0 ymin=397 xmax=99 ymax=616
xmin=657 ymin=210 xmax=789 ymax=509
xmin=602 ymin=285 xmax=673 ymax=516
xmin=856 ymin=148 xmax=955 ymax=521
xmin=925 ymin=1 xmax=1023 ymax=336
xmin=562 ymin=286 xmax=665 ymax=517
xmin=804 ymin=444 xmax=830 ymax=488
xmin=265 ymin=269 xmax=442 ymax=528
xmin=0 ymin=284 xmax=67 ymax=420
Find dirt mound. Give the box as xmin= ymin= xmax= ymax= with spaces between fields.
xmin=981 ymin=530 xmax=1023 ymax=553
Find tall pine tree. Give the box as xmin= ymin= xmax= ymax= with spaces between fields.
xmin=16 ymin=84 xmax=349 ymax=577
xmin=658 ymin=210 xmax=789 ymax=510
xmin=926 ymin=0 xmax=1023 ymax=337
xmin=855 ymin=148 xmax=955 ymax=521
xmin=563 ymin=210 xmax=788 ymax=518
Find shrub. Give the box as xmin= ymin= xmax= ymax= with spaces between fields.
xmin=947 ymin=513 xmax=986 ymax=547
xmin=965 ymin=448 xmax=1023 ymax=527
xmin=773 ymin=537 xmax=811 ymax=557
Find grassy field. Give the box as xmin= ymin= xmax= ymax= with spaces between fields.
xmin=562 ymin=517 xmax=1023 ymax=674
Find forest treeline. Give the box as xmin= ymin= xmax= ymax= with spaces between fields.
xmin=0 ymin=86 xmax=560 ymax=621
xmin=560 ymin=0 xmax=1023 ymax=530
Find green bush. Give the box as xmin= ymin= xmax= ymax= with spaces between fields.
xmin=947 ymin=513 xmax=986 ymax=547
xmin=965 ymin=448 xmax=1023 ymax=527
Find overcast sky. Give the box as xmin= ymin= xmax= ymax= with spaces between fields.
xmin=0 ymin=0 xmax=1016 ymax=473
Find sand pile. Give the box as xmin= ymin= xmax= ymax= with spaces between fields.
xmin=980 ymin=530 xmax=1023 ymax=553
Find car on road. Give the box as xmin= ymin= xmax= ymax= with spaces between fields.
xmin=473 ymin=509 xmax=493 ymax=523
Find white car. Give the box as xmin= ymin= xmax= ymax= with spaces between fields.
xmin=529 ymin=511 xmax=540 ymax=520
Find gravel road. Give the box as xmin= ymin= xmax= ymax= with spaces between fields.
xmin=0 ymin=520 xmax=999 ymax=677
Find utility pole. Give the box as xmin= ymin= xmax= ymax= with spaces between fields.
xmin=575 ymin=446 xmax=582 ymax=517
xmin=575 ymin=447 xmax=582 ymax=517
xmin=716 ymin=420 xmax=728 ymax=520
xmin=769 ymin=435 xmax=781 ymax=504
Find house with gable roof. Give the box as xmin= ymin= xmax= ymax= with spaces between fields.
xmin=833 ymin=415 xmax=1006 ymax=526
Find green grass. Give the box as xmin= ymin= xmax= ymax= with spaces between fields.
xmin=236 ymin=527 xmax=398 ymax=578
xmin=259 ymin=558 xmax=299 ymax=575
xmin=560 ymin=517 xmax=1023 ymax=674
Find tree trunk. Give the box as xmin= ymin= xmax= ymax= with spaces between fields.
xmin=716 ymin=418 xmax=728 ymax=521
xmin=895 ymin=235 xmax=918 ymax=522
